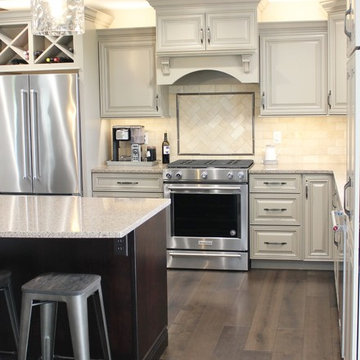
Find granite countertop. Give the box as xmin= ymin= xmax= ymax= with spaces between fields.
xmin=0 ymin=195 xmax=170 ymax=239
xmin=92 ymin=163 xmax=165 ymax=174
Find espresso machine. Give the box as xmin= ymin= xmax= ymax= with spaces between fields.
xmin=112 ymin=125 xmax=145 ymax=162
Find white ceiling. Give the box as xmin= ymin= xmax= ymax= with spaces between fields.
xmin=0 ymin=0 xmax=151 ymax=11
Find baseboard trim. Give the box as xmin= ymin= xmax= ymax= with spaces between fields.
xmin=251 ymin=259 xmax=334 ymax=270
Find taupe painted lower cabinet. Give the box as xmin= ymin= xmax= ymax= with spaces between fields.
xmin=92 ymin=171 xmax=163 ymax=198
xmin=303 ymin=175 xmax=332 ymax=260
xmin=250 ymin=173 xmax=333 ymax=261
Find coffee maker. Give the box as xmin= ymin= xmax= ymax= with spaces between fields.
xmin=112 ymin=126 xmax=145 ymax=162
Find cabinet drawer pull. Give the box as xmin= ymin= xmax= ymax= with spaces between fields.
xmin=264 ymin=241 xmax=287 ymax=245
xmin=117 ymin=181 xmax=139 ymax=185
xmin=200 ymin=28 xmax=204 ymax=44
xmin=263 ymin=181 xmax=287 ymax=186
xmin=264 ymin=208 xmax=287 ymax=212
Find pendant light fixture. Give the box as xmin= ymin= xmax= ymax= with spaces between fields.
xmin=31 ymin=0 xmax=85 ymax=36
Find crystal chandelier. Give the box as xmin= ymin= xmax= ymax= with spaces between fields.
xmin=31 ymin=0 xmax=85 ymax=36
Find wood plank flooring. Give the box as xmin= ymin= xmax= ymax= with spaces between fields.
xmin=160 ymin=269 xmax=341 ymax=360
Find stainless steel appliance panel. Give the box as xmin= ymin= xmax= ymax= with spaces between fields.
xmin=0 ymin=73 xmax=81 ymax=195
xmin=29 ymin=74 xmax=81 ymax=194
xmin=0 ymin=75 xmax=32 ymax=193
xmin=167 ymin=250 xmax=248 ymax=271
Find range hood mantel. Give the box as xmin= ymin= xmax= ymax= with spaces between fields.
xmin=149 ymin=0 xmax=260 ymax=85
xmin=156 ymin=54 xmax=258 ymax=85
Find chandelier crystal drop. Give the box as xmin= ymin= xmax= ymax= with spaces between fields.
xmin=31 ymin=0 xmax=85 ymax=36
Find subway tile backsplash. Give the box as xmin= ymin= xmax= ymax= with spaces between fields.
xmin=110 ymin=82 xmax=346 ymax=165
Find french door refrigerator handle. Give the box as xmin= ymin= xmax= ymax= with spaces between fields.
xmin=20 ymin=89 xmax=31 ymax=180
xmin=343 ymin=177 xmax=351 ymax=217
xmin=30 ymin=89 xmax=40 ymax=180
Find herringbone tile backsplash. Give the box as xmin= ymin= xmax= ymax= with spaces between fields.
xmin=177 ymin=93 xmax=254 ymax=155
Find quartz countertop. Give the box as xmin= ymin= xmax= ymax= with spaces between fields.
xmin=0 ymin=195 xmax=170 ymax=239
xmin=92 ymin=163 xmax=165 ymax=174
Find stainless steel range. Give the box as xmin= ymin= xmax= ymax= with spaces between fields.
xmin=163 ymin=159 xmax=253 ymax=271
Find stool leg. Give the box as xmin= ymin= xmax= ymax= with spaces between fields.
xmin=92 ymin=288 xmax=112 ymax=360
xmin=40 ymin=302 xmax=58 ymax=360
xmin=18 ymin=294 xmax=33 ymax=360
xmin=4 ymin=282 xmax=20 ymax=348
xmin=66 ymin=296 xmax=90 ymax=360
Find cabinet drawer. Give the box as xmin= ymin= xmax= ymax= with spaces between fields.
xmin=250 ymin=174 xmax=301 ymax=193
xmin=250 ymin=226 xmax=301 ymax=260
xmin=250 ymin=194 xmax=301 ymax=225
xmin=92 ymin=173 xmax=163 ymax=193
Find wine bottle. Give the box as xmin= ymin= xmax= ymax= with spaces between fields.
xmin=162 ymin=133 xmax=170 ymax=164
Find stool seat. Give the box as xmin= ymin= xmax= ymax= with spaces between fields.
xmin=18 ymin=273 xmax=112 ymax=360
xmin=22 ymin=273 xmax=101 ymax=296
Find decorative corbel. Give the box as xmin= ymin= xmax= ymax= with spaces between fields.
xmin=160 ymin=57 xmax=170 ymax=75
xmin=241 ymin=54 xmax=252 ymax=74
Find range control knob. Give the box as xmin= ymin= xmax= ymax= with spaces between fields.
xmin=227 ymin=172 xmax=234 ymax=180
xmin=175 ymin=171 xmax=182 ymax=179
xmin=201 ymin=171 xmax=208 ymax=179
xmin=238 ymin=171 xmax=245 ymax=181
xmin=165 ymin=171 xmax=172 ymax=179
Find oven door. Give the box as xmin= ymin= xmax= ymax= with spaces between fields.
xmin=164 ymin=183 xmax=248 ymax=251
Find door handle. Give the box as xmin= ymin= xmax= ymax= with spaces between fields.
xmin=200 ymin=28 xmax=204 ymax=44
xmin=344 ymin=5 xmax=352 ymax=39
xmin=20 ymin=89 xmax=31 ymax=180
xmin=168 ymin=252 xmax=242 ymax=258
xmin=344 ymin=177 xmax=351 ymax=217
xmin=264 ymin=208 xmax=287 ymax=212
xmin=30 ymin=89 xmax=40 ymax=180
xmin=207 ymin=27 xmax=211 ymax=44
xmin=264 ymin=242 xmax=287 ymax=245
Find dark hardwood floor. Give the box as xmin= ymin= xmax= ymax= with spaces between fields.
xmin=160 ymin=269 xmax=341 ymax=360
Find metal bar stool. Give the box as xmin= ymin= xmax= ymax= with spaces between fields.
xmin=0 ymin=270 xmax=19 ymax=350
xmin=18 ymin=273 xmax=112 ymax=360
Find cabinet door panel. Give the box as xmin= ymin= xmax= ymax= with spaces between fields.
xmin=206 ymin=12 xmax=255 ymax=50
xmin=157 ymin=14 xmax=205 ymax=52
xmin=261 ymin=33 xmax=327 ymax=115
xmin=101 ymin=44 xmax=157 ymax=117
xmin=304 ymin=176 xmax=332 ymax=260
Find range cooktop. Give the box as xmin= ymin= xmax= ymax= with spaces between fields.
xmin=167 ymin=159 xmax=254 ymax=169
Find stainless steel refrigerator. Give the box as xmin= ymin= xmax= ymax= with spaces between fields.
xmin=0 ymin=73 xmax=82 ymax=195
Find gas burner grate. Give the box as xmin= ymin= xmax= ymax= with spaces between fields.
xmin=167 ymin=159 xmax=254 ymax=169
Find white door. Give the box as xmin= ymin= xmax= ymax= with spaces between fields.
xmin=156 ymin=14 xmax=205 ymax=53
xmin=205 ymin=12 xmax=256 ymax=51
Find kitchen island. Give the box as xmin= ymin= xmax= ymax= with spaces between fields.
xmin=0 ymin=195 xmax=170 ymax=360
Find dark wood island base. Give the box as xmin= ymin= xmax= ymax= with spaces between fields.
xmin=0 ymin=210 xmax=168 ymax=360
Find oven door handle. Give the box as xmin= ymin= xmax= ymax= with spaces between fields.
xmin=168 ymin=251 xmax=242 ymax=258
xmin=167 ymin=185 xmax=242 ymax=194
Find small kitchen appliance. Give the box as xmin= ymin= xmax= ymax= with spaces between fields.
xmin=112 ymin=125 xmax=145 ymax=162
xmin=163 ymin=159 xmax=253 ymax=271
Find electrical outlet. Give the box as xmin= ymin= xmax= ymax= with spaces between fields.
xmin=273 ymin=131 xmax=282 ymax=144
xmin=144 ymin=132 xmax=149 ymax=145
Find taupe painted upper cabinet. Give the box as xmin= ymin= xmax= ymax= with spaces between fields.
xmin=156 ymin=11 xmax=256 ymax=54
xmin=98 ymin=27 xmax=168 ymax=118
xmin=328 ymin=12 xmax=347 ymax=114
xmin=260 ymin=21 xmax=328 ymax=116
